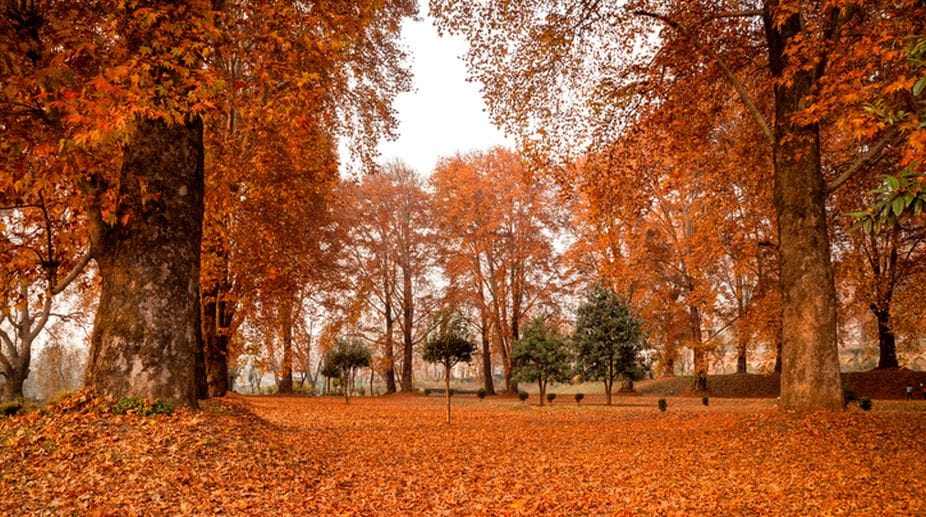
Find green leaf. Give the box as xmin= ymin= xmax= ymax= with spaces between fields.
xmin=892 ymin=196 xmax=905 ymax=216
xmin=885 ymin=175 xmax=901 ymax=190
xmin=914 ymin=75 xmax=926 ymax=97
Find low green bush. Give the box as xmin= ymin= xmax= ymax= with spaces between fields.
xmin=518 ymin=391 xmax=529 ymax=403
xmin=476 ymin=388 xmax=487 ymax=400
xmin=701 ymin=396 xmax=709 ymax=406
xmin=658 ymin=398 xmax=668 ymax=412
xmin=858 ymin=398 xmax=872 ymax=411
xmin=546 ymin=393 xmax=556 ymax=404
xmin=574 ymin=393 xmax=585 ymax=405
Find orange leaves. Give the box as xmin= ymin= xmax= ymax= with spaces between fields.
xmin=3 ymin=394 xmax=926 ymax=513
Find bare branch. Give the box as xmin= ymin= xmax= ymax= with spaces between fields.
xmin=635 ymin=10 xmax=775 ymax=146
xmin=826 ymin=126 xmax=902 ymax=195
xmin=52 ymin=250 xmax=92 ymax=295
xmin=702 ymin=10 xmax=764 ymax=21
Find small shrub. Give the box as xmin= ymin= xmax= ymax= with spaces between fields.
xmin=701 ymin=396 xmax=709 ymax=406
xmin=518 ymin=391 xmax=529 ymax=403
xmin=546 ymin=393 xmax=556 ymax=404
xmin=476 ymin=388 xmax=486 ymax=400
xmin=858 ymin=398 xmax=873 ymax=411
xmin=0 ymin=399 xmax=24 ymax=417
xmin=574 ymin=393 xmax=585 ymax=405
xmin=422 ymin=388 xmax=432 ymax=396
xmin=112 ymin=397 xmax=175 ymax=417
xmin=657 ymin=398 xmax=668 ymax=412
xmin=447 ymin=388 xmax=456 ymax=397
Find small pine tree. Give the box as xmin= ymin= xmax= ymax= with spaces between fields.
xmin=573 ymin=284 xmax=645 ymax=406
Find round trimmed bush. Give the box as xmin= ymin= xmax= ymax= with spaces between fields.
xmin=476 ymin=387 xmax=486 ymax=400
xmin=658 ymin=398 xmax=668 ymax=412
xmin=859 ymin=398 xmax=872 ymax=411
xmin=518 ymin=391 xmax=529 ymax=403
xmin=546 ymin=393 xmax=556 ymax=404
xmin=574 ymin=393 xmax=585 ymax=405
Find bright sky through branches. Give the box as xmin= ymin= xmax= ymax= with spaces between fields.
xmin=373 ymin=11 xmax=512 ymax=176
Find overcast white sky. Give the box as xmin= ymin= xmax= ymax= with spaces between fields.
xmin=373 ymin=11 xmax=513 ymax=176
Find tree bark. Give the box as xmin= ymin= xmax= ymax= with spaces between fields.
xmin=278 ymin=293 xmax=294 ymax=394
xmin=764 ymin=4 xmax=843 ymax=410
xmin=202 ymin=290 xmax=232 ymax=397
xmin=383 ymin=276 xmax=397 ymax=393
xmin=689 ymin=305 xmax=708 ymax=393
xmin=538 ymin=379 xmax=546 ymax=407
xmin=85 ymin=117 xmax=205 ymax=407
xmin=604 ymin=378 xmax=612 ymax=406
xmin=874 ymin=308 xmax=899 ymax=369
xmin=736 ymin=343 xmax=748 ymax=374
xmin=480 ymin=310 xmax=495 ymax=395
xmin=400 ymin=264 xmax=415 ymax=392
xmin=2 ymin=369 xmax=26 ymax=400
xmin=444 ymin=366 xmax=451 ymax=424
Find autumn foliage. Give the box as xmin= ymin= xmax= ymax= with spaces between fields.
xmin=2 ymin=393 xmax=925 ymax=513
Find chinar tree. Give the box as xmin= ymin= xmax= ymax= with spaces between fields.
xmin=512 ymin=316 xmax=571 ymax=407
xmin=422 ymin=312 xmax=476 ymax=424
xmin=573 ymin=284 xmax=644 ymax=406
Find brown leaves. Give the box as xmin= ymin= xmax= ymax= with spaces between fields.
xmin=3 ymin=393 xmax=925 ymax=514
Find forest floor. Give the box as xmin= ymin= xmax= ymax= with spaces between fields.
xmin=2 ymin=392 xmax=925 ymax=514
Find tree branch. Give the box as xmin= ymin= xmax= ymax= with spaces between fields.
xmin=52 ymin=250 xmax=92 ymax=295
xmin=702 ymin=10 xmax=764 ymax=21
xmin=635 ymin=10 xmax=775 ymax=146
xmin=826 ymin=126 xmax=902 ymax=195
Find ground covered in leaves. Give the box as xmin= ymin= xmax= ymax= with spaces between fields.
xmin=2 ymin=392 xmax=925 ymax=514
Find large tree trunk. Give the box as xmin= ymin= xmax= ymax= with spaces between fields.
xmin=480 ymin=310 xmax=495 ymax=395
xmin=383 ymin=285 xmax=397 ymax=394
xmin=689 ymin=305 xmax=708 ymax=393
xmin=194 ymin=314 xmax=208 ymax=400
xmin=2 ymin=368 xmax=27 ymax=400
xmin=764 ymin=5 xmax=843 ymax=410
xmin=202 ymin=290 xmax=232 ymax=397
xmin=874 ymin=308 xmax=899 ymax=369
xmin=278 ymin=292 xmax=295 ymax=394
xmin=85 ymin=117 xmax=204 ymax=407
xmin=736 ymin=333 xmax=748 ymax=374
xmin=444 ymin=367 xmax=451 ymax=424
xmin=400 ymin=265 xmax=414 ymax=392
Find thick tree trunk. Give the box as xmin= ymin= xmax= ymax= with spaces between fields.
xmin=736 ymin=343 xmax=748 ymax=374
xmin=278 ymin=306 xmax=294 ymax=395
xmin=480 ymin=312 xmax=495 ymax=395
xmin=604 ymin=379 xmax=613 ymax=406
xmin=874 ymin=308 xmax=899 ymax=369
xmin=202 ymin=293 xmax=231 ymax=397
xmin=664 ymin=356 xmax=675 ymax=377
xmin=538 ymin=379 xmax=545 ymax=407
xmin=764 ymin=5 xmax=843 ymax=410
xmin=383 ymin=279 xmax=397 ymax=393
xmin=689 ymin=305 xmax=708 ymax=393
xmin=400 ymin=266 xmax=414 ymax=392
xmin=194 ymin=317 xmax=208 ymax=400
xmin=2 ymin=369 xmax=26 ymax=400
xmin=85 ymin=117 xmax=204 ymax=407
